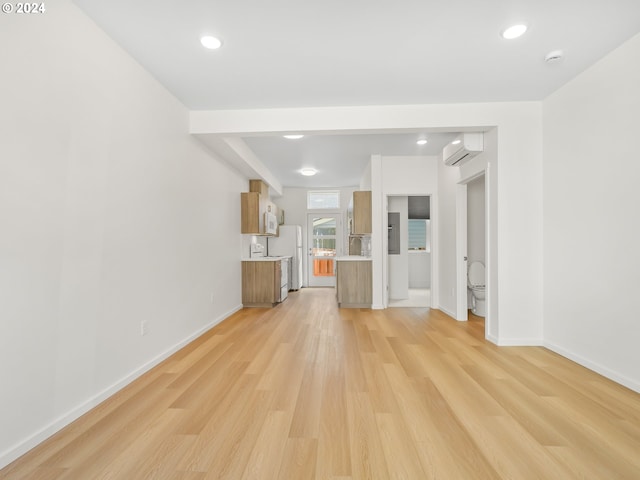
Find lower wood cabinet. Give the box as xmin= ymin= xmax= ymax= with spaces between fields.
xmin=336 ymin=260 xmax=372 ymax=308
xmin=242 ymin=260 xmax=281 ymax=307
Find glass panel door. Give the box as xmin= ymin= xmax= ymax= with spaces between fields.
xmin=307 ymin=214 xmax=341 ymax=287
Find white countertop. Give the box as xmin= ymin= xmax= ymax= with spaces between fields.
xmin=242 ymin=256 xmax=291 ymax=262
xmin=335 ymin=256 xmax=372 ymax=261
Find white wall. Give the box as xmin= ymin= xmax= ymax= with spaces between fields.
xmin=467 ymin=175 xmax=486 ymax=266
xmin=388 ymin=196 xmax=409 ymax=299
xmin=409 ymin=252 xmax=431 ymax=288
xmin=543 ymin=33 xmax=640 ymax=392
xmin=437 ymin=158 xmax=461 ymax=317
xmin=0 ymin=1 xmax=246 ymax=467
xmin=360 ymin=160 xmax=372 ymax=190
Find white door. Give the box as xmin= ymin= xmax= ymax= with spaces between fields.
xmin=307 ymin=214 xmax=341 ymax=287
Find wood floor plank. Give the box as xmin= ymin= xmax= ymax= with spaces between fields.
xmin=375 ymin=413 xmax=427 ymax=479
xmin=461 ymin=364 xmax=569 ymax=446
xmin=359 ymin=352 xmax=400 ymax=414
xmin=345 ymin=392 xmax=390 ymax=480
xmin=316 ymin=341 xmax=352 ymax=478
xmin=276 ymin=438 xmax=318 ymax=480
xmin=240 ymin=410 xmax=291 ymax=480
xmin=2 ymin=288 xmax=640 ymax=479
xmin=178 ymin=380 xmax=269 ymax=476
xmin=412 ymin=377 xmax=502 ymax=480
xmin=288 ymin=374 xmax=323 ymax=439
xmin=90 ymin=409 xmax=193 ymax=479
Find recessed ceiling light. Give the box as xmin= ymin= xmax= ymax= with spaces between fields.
xmin=501 ymin=24 xmax=527 ymax=40
xmin=452 ymin=139 xmax=461 ymax=145
xmin=416 ymin=139 xmax=428 ymax=145
xmin=300 ymin=168 xmax=317 ymax=176
xmin=201 ymin=36 xmax=223 ymax=49
xmin=284 ymin=134 xmax=304 ymax=139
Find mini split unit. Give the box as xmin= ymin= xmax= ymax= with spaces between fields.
xmin=442 ymin=133 xmax=484 ymax=166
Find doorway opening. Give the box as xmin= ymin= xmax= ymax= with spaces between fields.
xmin=306 ymin=213 xmax=342 ymax=287
xmin=456 ymin=170 xmax=490 ymax=336
xmin=387 ymin=195 xmax=432 ymax=308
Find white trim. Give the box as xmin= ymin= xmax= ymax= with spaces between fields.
xmin=0 ymin=304 xmax=242 ymax=470
xmin=438 ymin=304 xmax=456 ymax=319
xmin=544 ymin=341 xmax=640 ymax=394
xmin=455 ymin=184 xmax=468 ymax=321
xmin=430 ymin=194 xmax=439 ymax=309
xmin=483 ymin=165 xmax=493 ymax=342
xmin=496 ymin=337 xmax=544 ymax=346
xmin=486 ymin=334 xmax=499 ymax=345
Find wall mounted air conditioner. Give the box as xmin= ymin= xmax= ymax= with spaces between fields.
xmin=443 ymin=133 xmax=484 ymax=166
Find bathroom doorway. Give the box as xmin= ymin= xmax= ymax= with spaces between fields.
xmin=456 ymin=171 xmax=488 ymax=331
xmin=388 ymin=195 xmax=432 ymax=308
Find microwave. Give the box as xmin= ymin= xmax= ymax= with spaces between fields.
xmin=264 ymin=211 xmax=278 ymax=235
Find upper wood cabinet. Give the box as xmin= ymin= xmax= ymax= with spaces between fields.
xmin=250 ymin=179 xmax=268 ymax=196
xmin=351 ymin=190 xmax=372 ymax=235
xmin=241 ymin=191 xmax=263 ymax=234
xmin=241 ymin=179 xmax=278 ymax=235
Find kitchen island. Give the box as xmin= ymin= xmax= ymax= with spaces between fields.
xmin=335 ymin=256 xmax=372 ymax=308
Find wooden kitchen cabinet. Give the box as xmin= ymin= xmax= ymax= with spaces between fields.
xmin=336 ymin=260 xmax=372 ymax=308
xmin=242 ymin=260 xmax=281 ymax=307
xmin=351 ymin=190 xmax=372 ymax=234
xmin=249 ymin=179 xmax=269 ymax=196
xmin=241 ymin=180 xmax=280 ymax=235
xmin=241 ymin=191 xmax=263 ymax=234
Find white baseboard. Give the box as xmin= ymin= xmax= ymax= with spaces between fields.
xmin=486 ymin=334 xmax=499 ymax=345
xmin=438 ymin=305 xmax=456 ymax=319
xmin=544 ymin=341 xmax=640 ymax=394
xmin=0 ymin=304 xmax=242 ymax=470
xmin=496 ymin=337 xmax=543 ymax=346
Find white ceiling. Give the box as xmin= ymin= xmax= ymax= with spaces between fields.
xmin=73 ymin=0 xmax=640 ymax=187
xmin=243 ymin=132 xmax=458 ymax=187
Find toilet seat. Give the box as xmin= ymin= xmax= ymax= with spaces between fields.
xmin=468 ymin=261 xmax=485 ymax=288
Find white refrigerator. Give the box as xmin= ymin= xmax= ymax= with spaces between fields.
xmin=268 ymin=225 xmax=303 ymax=290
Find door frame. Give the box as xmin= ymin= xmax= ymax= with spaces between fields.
xmin=455 ymin=184 xmax=469 ymax=321
xmin=456 ymin=169 xmax=490 ymax=339
xmin=383 ymin=193 xmax=437 ymax=309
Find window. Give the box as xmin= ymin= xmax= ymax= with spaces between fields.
xmin=408 ymin=219 xmax=430 ymax=251
xmin=307 ymin=191 xmax=340 ymax=210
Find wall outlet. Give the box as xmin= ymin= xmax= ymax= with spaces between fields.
xmin=141 ymin=320 xmax=148 ymax=336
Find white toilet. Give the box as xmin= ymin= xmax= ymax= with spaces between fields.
xmin=468 ymin=261 xmax=486 ymax=317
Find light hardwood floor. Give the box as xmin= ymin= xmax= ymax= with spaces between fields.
xmin=2 ymin=288 xmax=640 ymax=479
